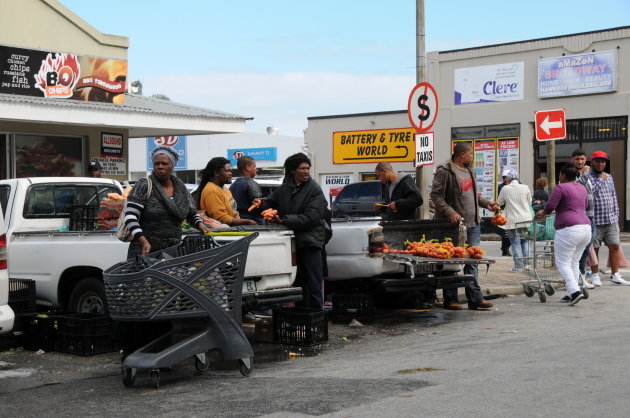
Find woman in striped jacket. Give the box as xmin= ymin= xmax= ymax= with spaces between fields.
xmin=497 ymin=170 xmax=533 ymax=272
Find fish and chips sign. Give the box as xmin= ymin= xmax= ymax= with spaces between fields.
xmin=332 ymin=128 xmax=416 ymax=164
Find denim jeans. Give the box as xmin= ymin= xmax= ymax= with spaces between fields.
xmin=578 ymin=220 xmax=595 ymax=274
xmin=443 ymin=224 xmax=484 ymax=305
xmin=506 ymin=228 xmax=530 ymax=269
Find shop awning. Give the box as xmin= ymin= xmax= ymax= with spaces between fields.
xmin=0 ymin=92 xmax=252 ymax=137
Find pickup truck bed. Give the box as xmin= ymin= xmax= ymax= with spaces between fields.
xmin=326 ymin=217 xmax=494 ymax=298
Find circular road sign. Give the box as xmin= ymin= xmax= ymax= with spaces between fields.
xmin=407 ymin=82 xmax=438 ymax=133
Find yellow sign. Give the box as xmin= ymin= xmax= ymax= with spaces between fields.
xmin=333 ymin=128 xmax=416 ymax=164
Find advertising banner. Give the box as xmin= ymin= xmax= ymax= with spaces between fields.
xmin=538 ymin=50 xmax=616 ymax=98
xmin=320 ymin=174 xmax=354 ymax=208
xmin=0 ymin=43 xmax=127 ymax=104
xmin=333 ymin=128 xmax=416 ymax=164
xmin=473 ymin=139 xmax=497 ymax=218
xmin=227 ymin=147 xmax=277 ymax=166
xmin=101 ymin=133 xmax=123 ymax=158
xmin=497 ymin=138 xmax=519 ymax=187
xmin=454 ymin=62 xmax=524 ymax=105
xmin=147 ymin=137 xmax=187 ymax=170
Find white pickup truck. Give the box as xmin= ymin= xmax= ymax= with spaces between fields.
xmin=0 ymin=204 xmax=15 ymax=334
xmin=0 ymin=177 xmax=300 ymax=313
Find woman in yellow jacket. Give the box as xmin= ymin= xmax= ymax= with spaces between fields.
xmin=194 ymin=157 xmax=256 ymax=226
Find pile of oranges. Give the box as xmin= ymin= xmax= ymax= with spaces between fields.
xmin=491 ymin=212 xmax=507 ymax=226
xmin=383 ymin=239 xmax=484 ymax=260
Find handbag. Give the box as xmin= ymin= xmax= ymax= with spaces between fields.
xmin=116 ymin=177 xmax=152 ymax=242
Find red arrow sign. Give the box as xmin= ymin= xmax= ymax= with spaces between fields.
xmin=535 ymin=109 xmax=566 ymax=141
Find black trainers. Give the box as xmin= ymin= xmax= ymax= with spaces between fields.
xmin=559 ymin=295 xmax=570 ymax=303
xmin=568 ymin=291 xmax=584 ymax=306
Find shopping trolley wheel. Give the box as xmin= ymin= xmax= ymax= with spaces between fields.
xmin=194 ymin=353 xmax=209 ymax=372
xmin=523 ymin=286 xmax=535 ymax=297
xmin=544 ymin=283 xmax=555 ymax=296
xmin=122 ymin=367 xmax=136 ymax=388
xmin=582 ymin=288 xmax=589 ymax=300
xmin=239 ymin=358 xmax=254 ymax=377
xmin=538 ymin=292 xmax=547 ymax=303
xmin=151 ymin=369 xmax=160 ymax=388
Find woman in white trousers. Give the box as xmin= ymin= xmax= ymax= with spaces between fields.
xmin=536 ymin=164 xmax=591 ymax=305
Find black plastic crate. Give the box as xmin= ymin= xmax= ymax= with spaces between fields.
xmin=57 ymin=313 xmax=117 ymax=355
xmin=21 ymin=313 xmax=60 ymax=352
xmin=0 ymin=331 xmax=23 ymax=351
xmin=69 ymin=205 xmax=99 ymax=231
xmin=8 ymin=279 xmax=37 ymax=314
xmin=272 ymin=308 xmax=328 ymax=347
xmin=331 ymin=293 xmax=374 ymax=324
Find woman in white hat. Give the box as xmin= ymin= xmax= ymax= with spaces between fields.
xmin=497 ymin=170 xmax=533 ymax=271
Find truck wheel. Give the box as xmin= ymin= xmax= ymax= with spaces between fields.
xmin=68 ymin=277 xmax=108 ymax=314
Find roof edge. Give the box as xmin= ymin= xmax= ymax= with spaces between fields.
xmin=308 ymin=109 xmax=406 ymax=121
xmin=438 ymin=25 xmax=630 ymax=55
xmin=43 ymin=0 xmax=129 ymax=48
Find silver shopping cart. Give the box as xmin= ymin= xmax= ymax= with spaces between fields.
xmin=515 ymin=215 xmax=590 ymax=303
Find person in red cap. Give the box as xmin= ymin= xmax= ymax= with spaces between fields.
xmin=588 ymin=151 xmax=630 ymax=286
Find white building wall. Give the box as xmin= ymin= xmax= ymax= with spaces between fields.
xmin=129 ymin=133 xmax=304 ymax=175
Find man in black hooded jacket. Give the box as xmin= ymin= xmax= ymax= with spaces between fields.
xmin=257 ymin=153 xmax=328 ymax=309
xmin=374 ymin=162 xmax=423 ymax=220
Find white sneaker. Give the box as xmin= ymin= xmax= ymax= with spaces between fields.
xmin=581 ymin=275 xmax=595 ymax=289
xmin=591 ymin=274 xmax=602 ymax=287
xmin=611 ymin=273 xmax=630 ymax=286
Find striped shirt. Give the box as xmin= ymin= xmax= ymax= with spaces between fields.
xmin=125 ymin=177 xmax=202 ymax=240
xmin=590 ymin=171 xmax=619 ymax=226
xmin=576 ymin=170 xmax=595 ymax=219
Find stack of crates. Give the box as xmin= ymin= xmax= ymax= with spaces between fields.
xmin=8 ymin=279 xmax=36 ymax=315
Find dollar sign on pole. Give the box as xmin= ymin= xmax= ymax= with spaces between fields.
xmin=415 ymin=0 xmax=426 ymax=219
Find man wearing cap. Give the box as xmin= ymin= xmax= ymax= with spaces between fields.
xmin=588 ymin=151 xmax=630 ymax=286
xmin=87 ymin=160 xmax=102 ymax=178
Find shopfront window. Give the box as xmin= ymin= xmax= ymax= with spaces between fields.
xmin=14 ymin=134 xmax=84 ymax=178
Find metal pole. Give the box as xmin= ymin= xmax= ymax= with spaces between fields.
xmin=415 ymin=0 xmax=425 ymax=218
xmin=546 ymin=141 xmax=556 ymax=190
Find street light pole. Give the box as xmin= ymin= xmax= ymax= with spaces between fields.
xmin=415 ymin=0 xmax=426 ymax=218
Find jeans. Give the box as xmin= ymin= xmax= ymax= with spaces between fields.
xmin=555 ymin=224 xmax=591 ymax=295
xmin=443 ymin=225 xmax=484 ymax=305
xmin=578 ymin=220 xmax=595 ymax=274
xmin=506 ymin=228 xmax=530 ymax=269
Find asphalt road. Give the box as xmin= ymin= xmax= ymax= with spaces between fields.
xmin=2 ymin=281 xmax=630 ymax=417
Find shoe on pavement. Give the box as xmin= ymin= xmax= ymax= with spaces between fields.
xmin=610 ymin=273 xmax=630 ymax=286
xmin=560 ymin=295 xmax=570 ymax=303
xmin=510 ymin=267 xmax=522 ymax=272
xmin=468 ymin=300 xmax=494 ymax=310
xmin=443 ymin=302 xmax=463 ymax=310
xmin=591 ymin=273 xmax=602 ymax=287
xmin=581 ymin=276 xmax=595 ymax=289
xmin=568 ymin=291 xmax=584 ymax=306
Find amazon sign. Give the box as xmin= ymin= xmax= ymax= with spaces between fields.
xmin=332 ymin=128 xmax=416 ymax=164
